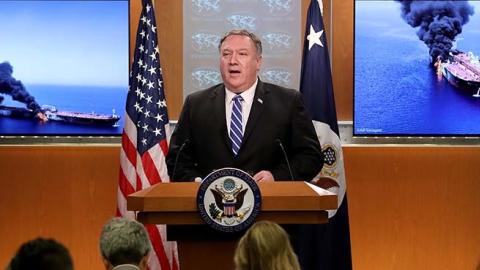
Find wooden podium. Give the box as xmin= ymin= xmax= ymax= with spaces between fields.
xmin=127 ymin=181 xmax=337 ymax=270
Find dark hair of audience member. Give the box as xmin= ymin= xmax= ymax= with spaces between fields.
xmin=8 ymin=237 xmax=73 ymax=270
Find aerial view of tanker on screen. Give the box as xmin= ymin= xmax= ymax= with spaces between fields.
xmin=354 ymin=0 xmax=480 ymax=136
xmin=0 ymin=0 xmax=128 ymax=135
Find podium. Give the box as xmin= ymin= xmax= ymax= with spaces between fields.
xmin=127 ymin=181 xmax=337 ymax=270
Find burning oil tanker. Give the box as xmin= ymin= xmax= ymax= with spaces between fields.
xmin=0 ymin=104 xmax=120 ymax=127
xmin=395 ymin=1 xmax=479 ymax=96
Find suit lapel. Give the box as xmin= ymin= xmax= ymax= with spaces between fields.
xmin=211 ymin=85 xmax=231 ymax=150
xmin=242 ymin=80 xmax=268 ymax=144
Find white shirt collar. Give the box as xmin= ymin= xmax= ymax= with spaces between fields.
xmin=225 ymin=78 xmax=258 ymax=104
xmin=112 ymin=264 xmax=140 ymax=270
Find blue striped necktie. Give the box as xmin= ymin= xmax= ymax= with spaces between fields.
xmin=230 ymin=95 xmax=244 ymax=156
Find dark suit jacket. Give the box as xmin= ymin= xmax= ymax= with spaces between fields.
xmin=166 ymin=80 xmax=323 ymax=181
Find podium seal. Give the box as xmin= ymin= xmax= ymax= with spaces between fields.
xmin=197 ymin=168 xmax=262 ymax=233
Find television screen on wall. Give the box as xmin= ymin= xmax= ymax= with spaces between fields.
xmin=0 ymin=0 xmax=129 ymax=136
xmin=354 ymin=0 xmax=480 ymax=136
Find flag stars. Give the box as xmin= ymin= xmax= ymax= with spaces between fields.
xmin=157 ymin=99 xmax=167 ymax=108
xmin=149 ymin=52 xmax=157 ymax=61
xmin=128 ymin=3 xmax=170 ymax=153
xmin=148 ymin=66 xmax=156 ymax=75
xmin=322 ymin=147 xmax=336 ymax=166
xmin=144 ymin=109 xmax=150 ymax=118
xmin=153 ymin=127 xmax=162 ymax=136
xmin=147 ymin=81 xmax=154 ymax=89
xmin=307 ymin=25 xmax=324 ymax=50
xmin=134 ymin=102 xmax=143 ymax=113
xmin=154 ymin=113 xmax=164 ymax=122
xmin=146 ymin=95 xmax=153 ymax=104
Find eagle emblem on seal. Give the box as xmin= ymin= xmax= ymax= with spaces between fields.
xmin=197 ymin=168 xmax=261 ymax=232
xmin=208 ymin=178 xmax=250 ymax=222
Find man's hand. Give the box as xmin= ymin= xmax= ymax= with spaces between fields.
xmin=253 ymin=170 xmax=274 ymax=183
xmin=36 ymin=112 xmax=48 ymax=123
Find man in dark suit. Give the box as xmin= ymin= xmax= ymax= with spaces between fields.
xmin=167 ymin=29 xmax=323 ymax=182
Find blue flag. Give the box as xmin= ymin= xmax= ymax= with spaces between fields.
xmin=299 ymin=0 xmax=352 ymax=269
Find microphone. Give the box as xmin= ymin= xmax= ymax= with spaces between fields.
xmin=275 ymin=139 xmax=294 ymax=181
xmin=171 ymin=138 xmax=190 ymax=181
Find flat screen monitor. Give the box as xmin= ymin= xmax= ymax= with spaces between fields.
xmin=354 ymin=0 xmax=480 ymax=136
xmin=0 ymin=0 xmax=129 ymax=136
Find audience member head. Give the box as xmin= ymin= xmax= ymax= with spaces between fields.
xmin=234 ymin=221 xmax=301 ymax=270
xmin=99 ymin=217 xmax=151 ymax=270
xmin=8 ymin=237 xmax=73 ymax=270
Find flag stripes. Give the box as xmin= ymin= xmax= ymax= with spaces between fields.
xmin=117 ymin=0 xmax=179 ymax=269
xmin=118 ymin=115 xmax=177 ymax=270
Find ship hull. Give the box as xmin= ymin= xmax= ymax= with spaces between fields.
xmin=440 ymin=50 xmax=480 ymax=95
xmin=55 ymin=115 xmax=119 ymax=127
xmin=443 ymin=67 xmax=480 ymax=95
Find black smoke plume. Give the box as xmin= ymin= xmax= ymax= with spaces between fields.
xmin=395 ymin=0 xmax=474 ymax=63
xmin=0 ymin=61 xmax=41 ymax=113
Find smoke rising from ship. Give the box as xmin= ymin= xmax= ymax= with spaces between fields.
xmin=0 ymin=61 xmax=41 ymax=113
xmin=395 ymin=0 xmax=474 ymax=63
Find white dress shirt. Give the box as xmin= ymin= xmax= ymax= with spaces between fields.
xmin=225 ymin=79 xmax=258 ymax=134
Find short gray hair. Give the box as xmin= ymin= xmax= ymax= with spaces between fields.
xmin=218 ymin=29 xmax=263 ymax=56
xmin=99 ymin=217 xmax=151 ymax=266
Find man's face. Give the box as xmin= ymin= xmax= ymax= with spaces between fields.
xmin=219 ymin=35 xmax=262 ymax=93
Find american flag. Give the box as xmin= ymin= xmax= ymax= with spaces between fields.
xmin=117 ymin=0 xmax=179 ymax=269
